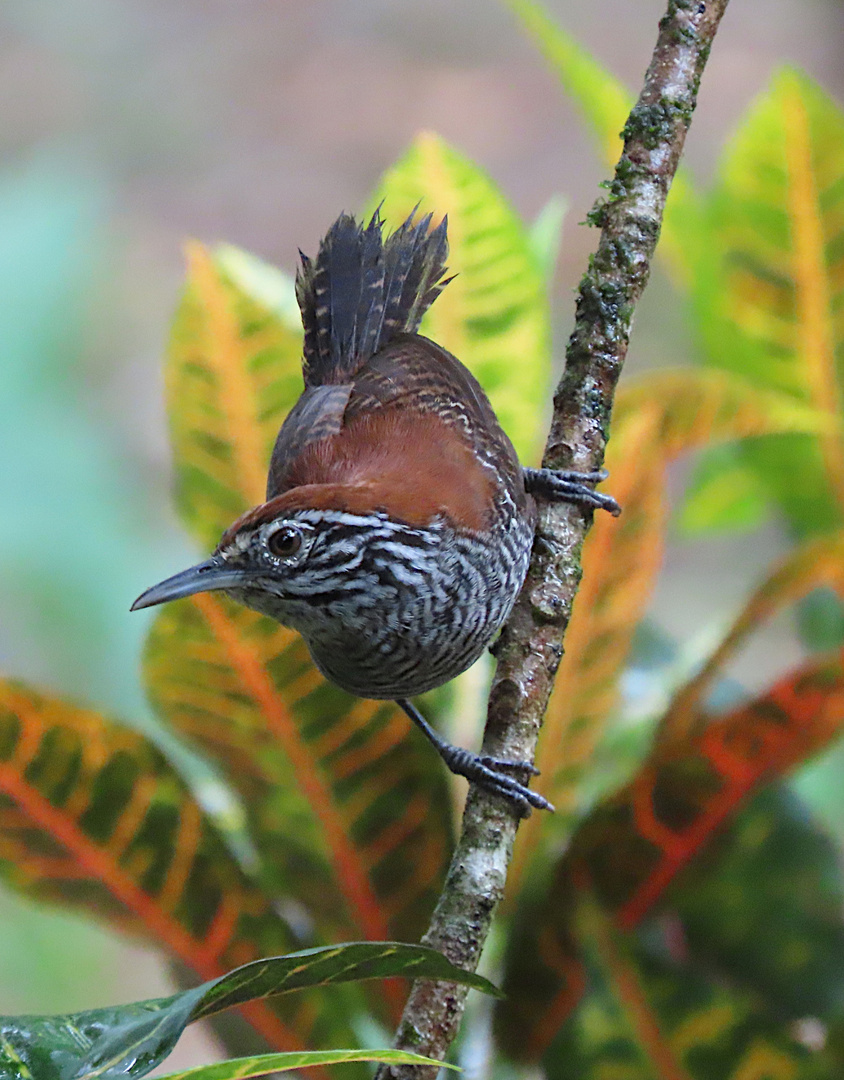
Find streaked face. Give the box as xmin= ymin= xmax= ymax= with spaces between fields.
xmin=130 ymin=514 xmax=318 ymax=612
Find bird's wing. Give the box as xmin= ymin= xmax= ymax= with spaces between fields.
xmin=266 ymin=383 xmax=352 ymax=498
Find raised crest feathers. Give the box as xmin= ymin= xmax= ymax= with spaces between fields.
xmin=295 ymin=209 xmax=451 ymax=387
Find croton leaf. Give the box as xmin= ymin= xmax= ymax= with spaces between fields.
xmin=497 ymin=646 xmax=844 ymax=1059
xmin=142 ymin=595 xmax=453 ymax=1021
xmin=369 ymin=130 xmax=551 ymax=465
xmin=690 ymin=68 xmax=844 ymax=537
xmin=508 ymin=368 xmax=824 ymax=895
xmin=536 ymin=895 xmax=813 ymax=1080
xmin=166 ymin=242 xmax=304 ymax=550
xmin=152 ymin=235 xmax=455 ymax=1022
xmin=0 ymin=942 xmax=493 ymax=1080
xmin=671 ymin=784 xmax=844 ymax=1023
xmin=0 ymin=679 xmax=343 ymax=1054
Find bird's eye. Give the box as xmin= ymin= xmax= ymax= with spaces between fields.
xmin=267 ymin=524 xmax=303 ymax=560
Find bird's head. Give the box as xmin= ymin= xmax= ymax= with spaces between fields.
xmin=131 ymin=500 xmax=334 ymax=621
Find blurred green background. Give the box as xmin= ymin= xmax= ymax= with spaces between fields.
xmin=1 ymin=0 xmax=842 ymax=1070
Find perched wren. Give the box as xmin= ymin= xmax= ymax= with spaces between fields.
xmin=133 ymin=211 xmax=619 ymax=816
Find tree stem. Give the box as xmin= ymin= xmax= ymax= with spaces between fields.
xmin=378 ymin=2 xmax=731 ymax=1075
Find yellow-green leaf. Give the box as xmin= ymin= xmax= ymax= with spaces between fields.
xmin=503 ymin=0 xmax=629 ymax=165
xmin=613 ymin=367 xmax=828 ymax=458
xmin=694 ymin=68 xmax=844 ymax=531
xmin=155 ymin=1049 xmax=459 ymax=1080
xmin=529 ymin=194 xmax=568 ymax=282
xmin=167 ymin=244 xmax=303 ymax=550
xmin=369 ymin=131 xmax=551 ymax=464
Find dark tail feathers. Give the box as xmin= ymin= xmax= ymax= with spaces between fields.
xmin=296 ymin=209 xmax=450 ymax=386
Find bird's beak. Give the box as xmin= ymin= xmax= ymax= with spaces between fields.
xmin=131 ymin=556 xmax=247 ymax=611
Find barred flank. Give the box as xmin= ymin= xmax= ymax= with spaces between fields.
xmin=295 ymin=210 xmax=451 ymax=387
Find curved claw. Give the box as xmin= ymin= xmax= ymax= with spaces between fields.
xmin=523 ymin=466 xmax=621 ymax=517
xmin=396 ymin=697 xmax=554 ymax=818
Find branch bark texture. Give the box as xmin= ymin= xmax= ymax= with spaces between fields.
xmin=380 ymin=1 xmax=730 ymax=1075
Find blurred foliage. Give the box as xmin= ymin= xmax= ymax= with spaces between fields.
xmin=2 ymin=3 xmax=844 ymax=1078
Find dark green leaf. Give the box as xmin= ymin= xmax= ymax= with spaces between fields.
xmin=0 ymin=943 xmax=498 ymax=1080
xmin=671 ymin=785 xmax=844 ymax=1021
xmin=539 ymin=897 xmax=814 ymax=1080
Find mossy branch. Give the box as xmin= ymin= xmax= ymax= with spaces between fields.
xmin=378 ymin=1 xmax=731 ymax=1075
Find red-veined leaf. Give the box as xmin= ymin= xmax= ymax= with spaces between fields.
xmin=151 ymin=240 xmax=454 ymax=1025
xmin=0 ymin=679 xmax=334 ymax=1055
xmin=498 ymin=647 xmax=844 ymax=1059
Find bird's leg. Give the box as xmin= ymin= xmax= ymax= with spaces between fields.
xmin=524 ymin=466 xmax=621 ymax=516
xmin=396 ymin=698 xmax=553 ymax=818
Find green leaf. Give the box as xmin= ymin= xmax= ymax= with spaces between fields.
xmin=798 ymin=589 xmax=844 ymax=652
xmin=502 ymin=0 xmax=630 ymax=166
xmin=672 ymin=785 xmax=844 ymax=1022
xmin=502 ymin=0 xmax=703 ymax=286
xmin=154 ymin=1049 xmax=459 ymax=1080
xmin=370 ymin=131 xmax=551 ymax=463
xmin=678 ymin=442 xmax=772 ymax=534
xmin=0 ymin=943 xmax=496 ymax=1080
xmin=528 ymin=194 xmax=567 ymax=282
xmin=691 ymin=69 xmax=844 ymax=537
xmin=214 ymin=245 xmax=301 ymax=332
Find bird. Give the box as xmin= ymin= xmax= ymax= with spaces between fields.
xmin=132 ymin=209 xmax=619 ymax=817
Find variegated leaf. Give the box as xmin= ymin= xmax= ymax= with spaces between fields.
xmin=691 ymin=69 xmax=844 ymax=535
xmin=143 ymin=596 xmax=453 ymax=1021
xmin=0 ymin=679 xmax=335 ymax=1054
xmin=167 ymin=244 xmax=303 ymax=550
